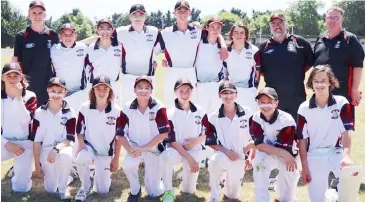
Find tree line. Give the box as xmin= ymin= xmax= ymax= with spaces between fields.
xmin=2 ymin=0 xmax=365 ymax=48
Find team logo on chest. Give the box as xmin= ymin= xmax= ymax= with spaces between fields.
xmin=76 ymin=49 xmax=85 ymax=56
xmin=334 ymin=41 xmax=341 ymax=49
xmin=47 ymin=40 xmax=52 ymax=49
xmin=240 ymin=119 xmax=248 ymax=128
xmin=146 ymin=33 xmax=154 ymax=42
xmin=113 ymin=49 xmax=121 ymax=56
xmin=245 ymin=51 xmax=253 ymax=59
xmin=195 ymin=115 xmax=202 ymax=124
xmin=287 ymin=41 xmax=296 ymax=52
xmin=60 ymin=117 xmax=68 ymax=125
xmin=25 ymin=43 xmax=35 ymax=48
xmin=264 ymin=49 xmax=274 ymax=54
xmin=190 ymin=30 xmax=197 ymax=39
xmin=149 ymin=112 xmax=156 ymax=121
xmin=331 ymin=109 xmax=340 ymax=119
xmin=106 ymin=116 xmax=116 ymax=125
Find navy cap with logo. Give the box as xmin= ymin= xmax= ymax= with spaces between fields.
xmin=219 ymin=81 xmax=237 ymax=94
xmin=255 ymin=87 xmax=279 ymax=100
xmin=29 ymin=0 xmax=46 ymax=10
xmin=48 ymin=77 xmax=66 ymax=89
xmin=2 ymin=62 xmax=22 ymax=75
xmin=129 ymin=4 xmax=146 ymax=14
xmin=92 ymin=75 xmax=112 ymax=88
xmin=97 ymin=18 xmax=113 ymax=28
xmin=174 ymin=78 xmax=194 ymax=90
xmin=134 ymin=75 xmax=153 ymax=89
xmin=175 ymin=0 xmax=190 ymax=10
xmin=60 ymin=23 xmax=76 ymax=33
xmin=206 ymin=16 xmax=223 ymax=27
xmin=270 ymin=13 xmax=286 ymax=22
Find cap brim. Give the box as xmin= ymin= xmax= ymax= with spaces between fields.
xmin=47 ymin=83 xmax=66 ymax=89
xmin=3 ymin=69 xmax=22 ymax=75
xmin=174 ymin=83 xmax=194 ymax=90
xmin=134 ymin=78 xmax=153 ymax=88
xmin=175 ymin=5 xmax=190 ymax=10
xmin=270 ymin=17 xmax=285 ymax=22
xmin=93 ymin=83 xmax=112 ymax=89
xmin=97 ymin=22 xmax=113 ymax=28
xmin=60 ymin=28 xmax=76 ymax=33
xmin=255 ymin=93 xmax=276 ymax=100
xmin=130 ymin=10 xmax=146 ymax=14
xmin=219 ymin=89 xmax=237 ymax=94
xmin=208 ymin=21 xmax=222 ymax=26
xmin=29 ymin=5 xmax=45 ymax=10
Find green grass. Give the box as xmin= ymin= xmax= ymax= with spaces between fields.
xmin=1 ymin=49 xmax=364 ymax=201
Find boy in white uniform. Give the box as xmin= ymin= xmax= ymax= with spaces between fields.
xmin=297 ymin=65 xmax=354 ymax=202
xmin=120 ymin=76 xmax=170 ymax=202
xmin=161 ymin=78 xmax=209 ymax=201
xmin=248 ymin=87 xmax=300 ymax=202
xmin=206 ymin=81 xmax=253 ymax=202
xmin=74 ymin=75 xmax=123 ymax=201
xmin=33 ymin=77 xmax=75 ymax=200
xmin=1 ymin=62 xmax=37 ymax=192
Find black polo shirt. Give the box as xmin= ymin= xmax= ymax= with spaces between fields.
xmin=314 ymin=30 xmax=364 ymax=100
xmin=14 ymin=26 xmax=59 ymax=105
xmin=255 ymin=35 xmax=313 ymax=100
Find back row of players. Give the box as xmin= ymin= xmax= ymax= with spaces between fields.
xmin=4 ymin=0 xmax=364 ymax=201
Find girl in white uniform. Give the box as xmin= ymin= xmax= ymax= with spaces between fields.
xmin=74 ymin=75 xmax=123 ymax=201
xmin=33 ymin=77 xmax=75 ymax=200
xmin=297 ymin=65 xmax=354 ymax=202
xmin=223 ymin=23 xmax=259 ymax=112
xmin=1 ymin=62 xmax=37 ymax=192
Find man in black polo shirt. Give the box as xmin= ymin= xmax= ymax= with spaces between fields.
xmin=13 ymin=1 xmax=59 ymax=106
xmin=314 ymin=7 xmax=364 ymax=124
xmin=255 ymin=13 xmax=314 ymax=120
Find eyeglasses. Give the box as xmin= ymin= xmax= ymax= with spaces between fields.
xmin=325 ymin=16 xmax=340 ymax=21
xmin=270 ymin=21 xmax=285 ymax=27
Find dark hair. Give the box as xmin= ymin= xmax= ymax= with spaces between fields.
xmin=88 ymin=86 xmax=114 ymax=103
xmin=228 ymin=22 xmax=250 ymax=46
xmin=306 ymin=65 xmax=340 ymax=91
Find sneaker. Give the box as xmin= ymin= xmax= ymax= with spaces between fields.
xmin=268 ymin=177 xmax=277 ymax=191
xmin=162 ymin=190 xmax=176 ymax=202
xmin=6 ymin=166 xmax=14 ymax=178
xmin=223 ymin=195 xmax=229 ymax=200
xmin=209 ymin=198 xmax=219 ymax=202
xmin=75 ymin=188 xmax=90 ymax=202
xmin=59 ymin=192 xmax=71 ymax=201
xmin=127 ymin=187 xmax=141 ymax=202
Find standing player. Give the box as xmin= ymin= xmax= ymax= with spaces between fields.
xmin=74 ymin=75 xmax=123 ymax=201
xmin=254 ymin=13 xmax=314 ymax=119
xmin=157 ymin=0 xmax=228 ymax=108
xmin=161 ymin=78 xmax=209 ymax=201
xmin=1 ymin=62 xmax=37 ymax=192
xmin=249 ymin=87 xmax=300 ymax=202
xmin=205 ymin=81 xmax=253 ymax=201
xmin=13 ymin=1 xmax=59 ymax=105
xmin=297 ymin=65 xmax=354 ymax=202
xmin=314 ymin=7 xmax=364 ymax=129
xmin=224 ymin=23 xmax=259 ymax=112
xmin=51 ymin=23 xmax=88 ymax=111
xmin=120 ymin=76 xmax=170 ymax=202
xmin=195 ymin=17 xmax=224 ymax=115
xmin=85 ymin=18 xmax=122 ymax=105
xmin=32 ymin=77 xmax=75 ymax=200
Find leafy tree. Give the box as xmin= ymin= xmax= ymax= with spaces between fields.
xmin=217 ymin=11 xmax=242 ymax=35
xmin=230 ymin=8 xmax=247 ymax=19
xmin=1 ymin=0 xmax=27 ymax=37
xmin=335 ymin=0 xmax=365 ymax=36
xmin=165 ymin=10 xmax=173 ymax=28
xmin=191 ymin=8 xmax=202 ymax=22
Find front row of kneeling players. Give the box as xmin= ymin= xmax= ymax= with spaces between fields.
xmin=1 ymin=62 xmax=353 ymax=202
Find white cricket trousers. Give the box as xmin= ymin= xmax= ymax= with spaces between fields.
xmin=236 ymin=87 xmax=257 ymax=113
xmin=75 ymin=145 xmax=113 ymax=194
xmin=208 ymin=151 xmax=246 ymax=200
xmin=253 ymin=151 xmax=300 ymax=202
xmin=122 ymin=150 xmax=165 ymax=197
xmin=40 ymin=146 xmax=72 ymax=194
xmin=161 ymin=148 xmax=202 ymax=193
xmin=307 ymin=148 xmax=343 ymax=202
xmin=1 ymin=140 xmax=33 ymax=192
xmin=196 ymin=82 xmax=221 ymax=115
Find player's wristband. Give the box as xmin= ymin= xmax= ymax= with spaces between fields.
xmin=53 ymin=147 xmax=60 ymax=153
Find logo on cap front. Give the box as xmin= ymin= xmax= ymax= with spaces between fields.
xmin=54 ymin=78 xmax=60 ymax=84
xmin=99 ymin=76 xmax=106 ymax=82
xmin=223 ymin=81 xmax=230 ymax=88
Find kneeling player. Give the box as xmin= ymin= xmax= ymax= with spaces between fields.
xmin=161 ymin=78 xmax=209 ymax=201
xmin=120 ymin=76 xmax=170 ymax=202
xmin=74 ymin=75 xmax=123 ymax=201
xmin=33 ymin=77 xmax=75 ymax=200
xmin=297 ymin=65 xmax=354 ymax=202
xmin=249 ymin=87 xmax=300 ymax=202
xmin=206 ymin=81 xmax=253 ymax=201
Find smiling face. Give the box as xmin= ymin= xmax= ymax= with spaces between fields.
xmin=207 ymin=22 xmax=222 ymax=37
xmin=96 ymin=23 xmax=113 ymax=40
xmin=94 ymin=84 xmax=111 ymax=102
xmin=270 ymin=19 xmax=287 ymax=38
xmin=60 ymin=29 xmax=76 ymax=47
xmin=2 ymin=72 xmax=22 ymax=88
xmin=134 ymin=80 xmax=152 ymax=101
xmin=312 ymin=71 xmax=331 ymax=96
xmin=28 ymin=7 xmax=46 ymax=25
xmin=325 ymin=9 xmax=343 ymax=32
xmin=257 ymin=95 xmax=278 ymax=117
xmin=175 ymin=84 xmax=192 ymax=104
xmin=129 ymin=11 xmax=147 ymax=26
xmin=47 ymin=85 xmax=67 ymax=101
xmin=174 ymin=7 xmax=191 ymax=23
xmin=231 ymin=26 xmax=246 ymax=44
xmin=219 ymin=90 xmax=237 ymax=105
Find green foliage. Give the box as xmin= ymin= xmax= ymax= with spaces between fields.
xmin=1 ymin=0 xmax=27 ymax=37
xmin=335 ymin=0 xmax=365 ymax=36
xmin=217 ymin=11 xmax=242 ymax=35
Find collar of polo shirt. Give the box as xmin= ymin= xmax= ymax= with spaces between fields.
xmin=93 ymin=38 xmax=119 ymax=50
xmin=26 ymin=25 xmax=51 ymax=35
xmin=61 ymin=42 xmax=76 ymax=48
xmin=130 ymin=97 xmax=157 ymax=109
xmin=309 ymin=94 xmax=337 ymax=109
xmin=269 ymin=33 xmax=292 ymax=44
xmin=89 ymin=101 xmax=112 ymax=113
xmin=1 ymin=89 xmax=26 ymax=99
xmin=40 ymin=100 xmax=71 ymax=114
xmin=129 ymin=25 xmax=147 ymax=32
xmin=218 ymin=102 xmax=246 ymax=118
xmin=172 ymin=23 xmax=195 ymax=32
xmin=260 ymin=109 xmax=279 ymax=124
xmin=174 ymin=98 xmax=197 ymax=112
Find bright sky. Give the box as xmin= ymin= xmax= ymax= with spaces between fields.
xmin=10 ymin=0 xmax=333 ymax=22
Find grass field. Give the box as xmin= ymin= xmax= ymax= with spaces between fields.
xmin=1 ymin=49 xmax=364 ymax=201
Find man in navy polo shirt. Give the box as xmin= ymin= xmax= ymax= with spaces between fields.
xmin=255 ymin=13 xmax=314 ymax=120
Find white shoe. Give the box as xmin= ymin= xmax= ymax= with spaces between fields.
xmin=75 ymin=188 xmax=90 ymax=202
xmin=6 ymin=166 xmax=14 ymax=178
